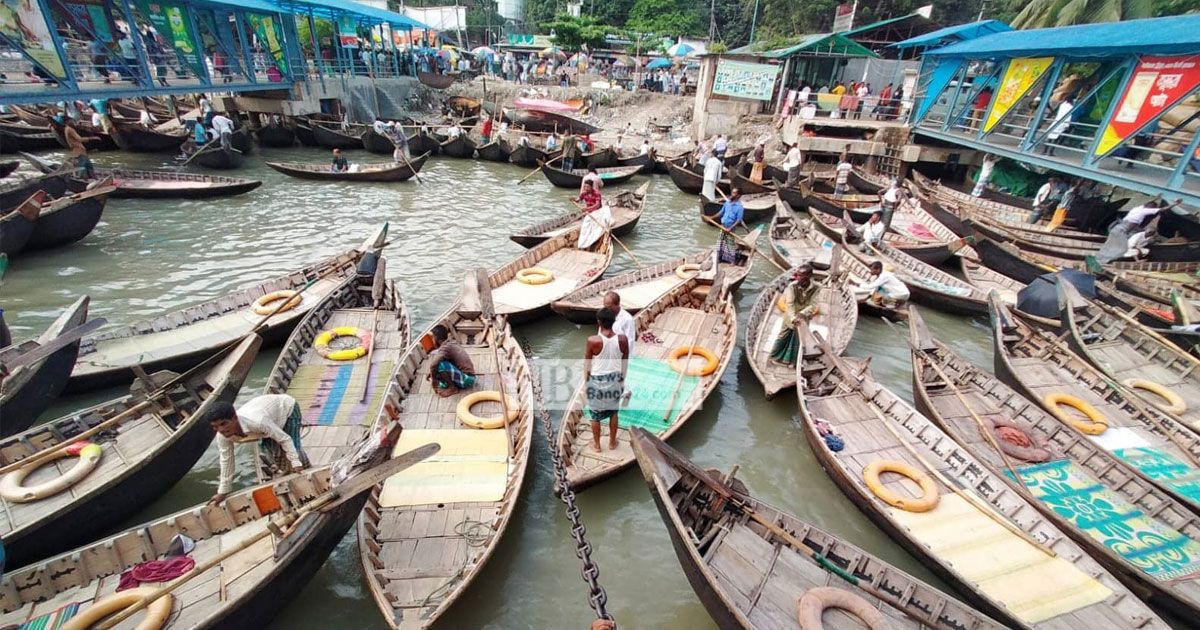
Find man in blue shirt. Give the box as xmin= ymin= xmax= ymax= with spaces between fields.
xmin=717 ymin=188 xmax=747 ymax=263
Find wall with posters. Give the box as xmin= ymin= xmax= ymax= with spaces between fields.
xmin=1095 ymin=55 xmax=1200 ymax=157
xmin=711 ymin=59 xmax=781 ymax=101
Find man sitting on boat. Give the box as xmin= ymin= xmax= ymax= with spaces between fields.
xmin=854 ymin=261 xmax=909 ymax=309
xmin=770 ymin=263 xmax=821 ymax=367
xmin=206 ymin=395 xmax=310 ymax=504
xmin=330 ymin=148 xmax=349 ymax=172
xmin=584 ymin=308 xmax=629 ymax=452
xmin=859 ymin=211 xmax=886 ymax=252
xmin=717 ymin=189 xmax=747 ymax=263
xmin=575 ymin=180 xmax=611 ymax=250
xmin=428 ymin=325 xmax=476 ymax=398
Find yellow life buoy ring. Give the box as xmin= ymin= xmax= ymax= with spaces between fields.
xmin=457 ymin=390 xmax=519 ymax=429
xmin=252 ymin=290 xmax=301 ymax=316
xmin=516 ymin=267 xmax=553 ymax=285
xmin=797 ymin=587 xmax=886 ymax=630
xmin=863 ymin=460 xmax=939 ymax=513
xmin=1123 ymin=378 xmax=1187 ymax=415
xmin=1043 ymin=393 xmax=1108 ymax=435
xmin=314 ymin=326 xmax=367 ymax=361
xmin=668 ymin=345 xmax=719 ymax=376
xmin=675 ymin=263 xmax=701 ymax=279
xmin=0 ymin=443 xmax=103 ymax=503
xmin=61 ymin=586 xmax=174 ymax=630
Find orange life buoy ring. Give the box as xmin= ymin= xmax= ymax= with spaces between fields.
xmin=1122 ymin=378 xmax=1187 ymax=415
xmin=1043 ymin=393 xmax=1108 ymax=435
xmin=668 ymin=345 xmax=719 ymax=376
xmin=797 ymin=587 xmax=886 ymax=630
xmin=863 ymin=459 xmax=939 ymax=512
xmin=989 ymin=419 xmax=1052 ymax=463
xmin=60 ymin=586 xmax=173 ymax=630
xmin=456 ymin=390 xmax=519 ymax=429
xmin=252 ymin=290 xmax=301 ymax=316
xmin=0 ymin=442 xmax=103 ymax=503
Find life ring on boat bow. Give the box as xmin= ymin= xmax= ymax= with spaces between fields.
xmin=989 ymin=419 xmax=1052 ymax=463
xmin=862 ymin=460 xmax=939 ymax=513
xmin=516 ymin=267 xmax=553 ymax=285
xmin=456 ymin=390 xmax=519 ymax=429
xmin=668 ymin=345 xmax=718 ymax=376
xmin=1122 ymin=378 xmax=1187 ymax=415
xmin=314 ymin=326 xmax=367 ymax=361
xmin=0 ymin=442 xmax=103 ymax=503
xmin=1043 ymin=393 xmax=1107 ymax=435
xmin=60 ymin=586 xmax=173 ymax=630
xmin=675 ymin=263 xmax=701 ymax=279
xmin=797 ymin=587 xmax=886 ymax=630
xmin=252 ymin=290 xmax=301 ymax=316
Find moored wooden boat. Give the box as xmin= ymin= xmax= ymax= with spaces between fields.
xmin=503 ymin=107 xmax=600 ymax=135
xmin=797 ymin=330 xmax=1167 ymax=628
xmin=629 ymin=429 xmax=1009 ymax=630
xmin=21 ymin=181 xmax=114 ymax=252
xmin=580 ymin=146 xmax=619 ymax=169
xmin=0 ymin=172 xmax=81 ymax=209
xmin=313 ymin=124 xmax=365 ymax=150
xmin=511 ymin=183 xmax=647 ymax=247
xmin=294 ymin=121 xmax=319 ymax=147
xmin=406 ymin=129 xmax=441 ymax=156
xmin=614 ymin=150 xmax=654 ymax=174
xmin=358 ymin=274 xmax=533 ymax=628
xmin=417 ymin=71 xmax=456 ymax=88
xmin=699 ymin=192 xmax=776 ymax=223
xmin=0 ymin=129 xmax=59 ymax=153
xmin=0 ymin=194 xmax=39 ymax=256
xmin=46 ymin=119 xmax=117 ymax=151
xmin=362 ymin=128 xmax=396 ymax=154
xmin=730 ymin=162 xmax=784 ymax=195
xmin=191 ymin=141 xmax=244 ymax=170
xmin=667 ymin=160 xmax=730 ymax=196
xmin=0 ymin=334 xmax=260 ymax=568
xmin=540 ymin=162 xmax=641 ymax=188
xmin=108 ymin=169 xmax=262 ymax=199
xmin=105 ymin=117 xmax=188 ymax=152
xmin=476 ymin=137 xmax=513 ymax=162
xmin=438 ymin=133 xmax=477 ymax=158
xmin=488 ymin=226 xmax=613 ymax=324
xmin=0 ymin=160 xmax=16 ymax=178
xmin=266 ymin=153 xmax=429 ymax=183
xmin=809 ymin=207 xmax=959 ymax=267
xmin=67 ymin=226 xmax=389 ymax=393
xmin=509 ymin=142 xmax=554 ymax=167
xmin=0 ymin=296 xmax=88 ymax=437
xmin=653 ymin=150 xmax=689 ymax=175
xmin=556 ymin=271 xmax=737 ymax=490
xmin=255 ymin=120 xmax=296 ymax=147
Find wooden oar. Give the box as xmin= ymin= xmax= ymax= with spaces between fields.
xmin=518 ymin=156 xmax=562 ymax=185
xmin=93 ymin=443 xmax=440 ymax=630
xmin=660 ymin=320 xmax=707 ymax=424
xmin=701 ymin=214 xmax=786 ymax=272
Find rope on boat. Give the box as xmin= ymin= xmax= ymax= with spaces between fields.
xmin=417 ymin=519 xmax=493 ymax=617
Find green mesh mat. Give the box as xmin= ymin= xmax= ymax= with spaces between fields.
xmin=1113 ymin=447 xmax=1200 ymax=507
xmin=586 ymin=357 xmax=700 ymax=433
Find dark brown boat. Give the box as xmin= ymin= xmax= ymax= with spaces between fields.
xmin=699 ymin=192 xmax=776 ymax=223
xmin=667 ymin=160 xmax=729 ymax=195
xmin=476 ymin=137 xmax=513 ymax=162
xmin=0 ymin=161 xmax=16 ymax=178
xmin=503 ymin=107 xmax=601 ymax=135
xmin=0 ymin=128 xmax=59 ymax=153
xmin=0 ymin=194 xmax=37 ymax=256
xmin=439 ymin=134 xmax=477 ymax=158
xmin=20 ymin=154 xmax=261 ymax=199
xmin=313 ymin=124 xmax=365 ymax=150
xmin=509 ymin=142 xmax=556 ymax=167
xmin=580 ymin=146 xmax=619 ymax=169
xmin=0 ymin=296 xmax=89 ymax=437
xmin=731 ymin=162 xmax=783 ymax=195
xmin=362 ymin=128 xmax=396 ymax=154
xmin=191 ymin=140 xmax=244 ymax=170
xmin=417 ymin=71 xmax=456 ymax=88
xmin=266 ymin=152 xmax=429 ymax=182
xmin=256 ymin=120 xmax=296 ymax=147
xmin=294 ymin=121 xmax=320 ymax=147
xmin=406 ymin=129 xmax=441 ymax=156
xmin=540 ymin=162 xmax=642 ymax=188
xmin=0 ymin=172 xmax=79 ymax=209
xmin=105 ymin=117 xmax=188 ymax=152
xmin=20 ymin=182 xmax=114 ymax=252
xmin=614 ymin=150 xmax=654 ymax=174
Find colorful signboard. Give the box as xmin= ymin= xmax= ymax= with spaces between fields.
xmin=55 ymin=0 xmax=113 ymax=42
xmin=711 ymin=59 xmax=780 ymax=102
xmin=0 ymin=0 xmax=67 ymax=79
xmin=984 ymin=56 xmax=1053 ymax=132
xmin=134 ymin=0 xmax=204 ymax=79
xmin=338 ymin=14 xmax=357 ymax=47
xmin=248 ymin=12 xmax=288 ymax=76
xmin=832 ymin=2 xmax=856 ymax=33
xmin=1096 ymin=55 xmax=1200 ymax=157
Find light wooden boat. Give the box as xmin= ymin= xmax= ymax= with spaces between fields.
xmin=808 ymin=205 xmax=961 ymax=267
xmin=67 ymin=226 xmax=389 ymax=393
xmin=488 ymin=226 xmax=613 ymax=324
xmin=0 ymin=296 xmax=88 ymax=437
xmin=265 ymin=153 xmax=429 ymax=182
xmin=988 ymin=293 xmax=1200 ymax=515
xmin=556 ymin=271 xmax=737 ymax=490
xmin=910 ymin=305 xmax=1200 ymax=620
xmin=359 ymin=273 xmax=533 ymax=628
xmin=744 ymin=260 xmax=856 ymax=398
xmin=0 ymin=335 xmax=260 ymax=568
xmin=796 ymin=329 xmax=1167 ymax=629
xmin=629 ymin=428 xmax=1009 ymax=630
xmin=510 ymin=182 xmax=647 ymax=248
xmin=842 ymin=236 xmax=1001 ymax=316
xmin=698 ymin=192 xmax=777 ymax=224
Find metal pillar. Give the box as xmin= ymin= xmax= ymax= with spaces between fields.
xmin=1019 ymin=58 xmax=1064 ymax=151
xmin=233 ymin=11 xmax=258 ymax=83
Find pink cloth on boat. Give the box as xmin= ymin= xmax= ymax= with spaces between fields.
xmin=117 ymin=556 xmax=195 ymax=591
xmin=907 ymin=223 xmax=936 ymax=240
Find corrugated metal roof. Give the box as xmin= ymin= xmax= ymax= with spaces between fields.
xmin=892 ymin=20 xmax=1012 ymax=50
xmin=727 ymin=33 xmax=877 ymax=58
xmin=926 ymin=15 xmax=1200 ymax=58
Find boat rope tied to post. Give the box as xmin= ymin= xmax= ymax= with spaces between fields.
xmin=313 ymin=326 xmax=367 ymax=361
xmin=862 ymin=460 xmax=939 ymax=513
xmin=60 ymin=586 xmax=172 ymax=630
xmin=1122 ymin=378 xmax=1187 ymax=415
xmin=796 ymin=587 xmax=886 ymax=630
xmin=669 ymin=346 xmax=718 ymax=376
xmin=252 ymin=290 xmax=301 ymax=315
xmin=675 ymin=263 xmax=700 ymax=279
xmin=0 ymin=442 xmax=103 ymax=503
xmin=516 ymin=267 xmax=553 ymax=285
xmin=456 ymin=391 xmax=519 ymax=429
xmin=989 ymin=419 xmax=1052 ymax=463
xmin=1043 ymin=393 xmax=1108 ymax=435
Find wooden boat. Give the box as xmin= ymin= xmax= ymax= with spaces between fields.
xmin=806 ymin=189 xmax=965 ymax=246
xmin=313 ymin=124 xmax=365 ymax=150
xmin=46 ymin=119 xmax=117 ymax=152
xmin=417 ymin=70 xmax=456 ymax=88
xmin=20 ymin=182 xmax=113 ymax=252
xmin=667 ymin=160 xmax=729 ymax=196
xmin=975 ymin=214 xmax=1200 ymax=263
xmin=699 ymin=192 xmax=776 ymax=223
xmin=67 ymin=226 xmax=389 ymax=393
xmin=105 ymin=117 xmax=188 ymax=152
xmin=358 ymin=274 xmax=533 ymax=628
xmin=797 ymin=331 xmax=1166 ymax=629
xmin=540 ymin=162 xmax=641 ymax=189
xmin=0 ymin=128 xmax=59 ymax=153
xmin=913 ymin=170 xmax=1130 ymax=231
xmin=0 ymin=334 xmax=260 ymax=568
xmin=809 ymin=207 xmax=959 ymax=267
xmin=439 ymin=134 xmax=477 ymax=158
xmin=255 ymin=120 xmax=296 ymax=147
xmin=580 ymin=147 xmax=619 ymax=169
xmin=266 ymin=153 xmax=429 ymax=183
xmin=629 ymin=429 xmax=1009 ymax=630
xmin=653 ymin=150 xmax=689 ymax=175
xmin=971 ymin=233 xmax=1200 ymax=286
xmin=745 ymin=260 xmax=857 ymax=397
xmin=406 ymin=129 xmax=441 ymax=156
xmin=910 ymin=305 xmax=1200 ymax=621
xmin=22 ymin=155 xmax=262 ymax=199
xmin=511 ymin=183 xmax=647 ymax=247
xmin=988 ymin=293 xmax=1200 ymax=514
xmin=614 ymin=151 xmax=654 ymax=174
xmin=191 ymin=140 xmax=244 ymax=170
xmin=293 ymin=121 xmax=320 ymax=147
xmin=9 ymin=105 xmax=51 ymax=127
xmin=0 ymin=160 xmax=16 ymax=178
xmin=503 ymin=107 xmax=600 ymax=135
xmin=557 ymin=270 xmax=737 ymax=490
xmin=487 ymin=226 xmax=613 ymax=324
xmin=0 ymin=194 xmax=39 ymax=256
xmin=509 ymin=143 xmax=555 ymax=167
xmin=0 ymin=296 xmax=88 ymax=437
xmin=730 ymin=162 xmax=784 ymax=195
xmin=362 ymin=128 xmax=396 ymax=154
xmin=847 ymin=168 xmax=886 ymax=194
xmin=476 ymin=137 xmax=513 ymax=162
xmin=551 ymin=244 xmax=756 ymax=324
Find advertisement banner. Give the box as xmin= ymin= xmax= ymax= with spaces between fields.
xmin=711 ymin=59 xmax=780 ymax=101
xmin=914 ymin=57 xmax=963 ymax=121
xmin=1095 ymin=55 xmax=1200 ymax=157
xmin=337 ymin=14 xmax=356 ymax=47
xmin=983 ymin=56 xmax=1053 ymax=132
xmin=0 ymin=0 xmax=67 ymax=78
xmin=832 ymin=2 xmax=856 ymax=33
xmin=247 ymin=12 xmax=288 ymax=75
xmin=134 ymin=0 xmax=204 ymax=78
xmin=54 ymin=0 xmax=114 ymax=42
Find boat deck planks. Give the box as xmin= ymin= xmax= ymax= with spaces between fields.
xmin=492 ymin=247 xmax=608 ymax=315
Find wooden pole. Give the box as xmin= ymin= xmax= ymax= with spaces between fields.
xmin=661 ymin=321 xmax=706 ymax=424
xmin=518 ymin=156 xmax=561 ymax=185
xmin=701 ymin=214 xmax=785 ymax=272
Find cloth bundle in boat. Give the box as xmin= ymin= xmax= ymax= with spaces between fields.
xmin=888 ymin=493 xmax=1112 ymax=623
xmin=577 ymin=205 xmax=612 ymax=249
xmin=287 ymin=361 xmax=394 ymax=427
xmin=379 ymin=429 xmax=509 ymax=507
xmin=604 ymin=358 xmax=699 ymax=433
xmin=912 ymin=277 xmax=972 ymax=297
xmin=1009 ymin=459 xmax=1200 ymax=581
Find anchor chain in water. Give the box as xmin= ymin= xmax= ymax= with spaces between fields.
xmin=524 ymin=339 xmax=613 ymax=625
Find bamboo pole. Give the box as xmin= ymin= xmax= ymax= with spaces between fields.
xmin=701 ymin=214 xmax=785 ymax=272
xmin=573 ymin=201 xmax=642 ymax=267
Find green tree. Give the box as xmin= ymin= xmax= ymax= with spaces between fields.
xmin=1008 ymin=0 xmax=1151 ymax=27
xmin=705 ymin=0 xmax=753 ymax=47
xmin=540 ymin=14 xmax=612 ymax=50
xmin=295 ymin=16 xmax=334 ymax=52
xmin=626 ymin=0 xmax=704 ymax=36
xmin=589 ymin=0 xmax=638 ymax=27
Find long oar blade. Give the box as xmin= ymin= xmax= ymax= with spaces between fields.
xmin=318 ymin=442 xmax=441 ymax=512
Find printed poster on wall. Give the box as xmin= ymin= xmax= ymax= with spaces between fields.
xmin=711 ymin=59 xmax=780 ymax=102
xmin=1095 ymin=55 xmax=1200 ymax=157
xmin=0 ymin=0 xmax=67 ymax=79
xmin=984 ymin=56 xmax=1053 ymax=132
xmin=832 ymin=2 xmax=856 ymax=33
xmin=338 ymin=15 xmax=356 ymax=47
xmin=247 ymin=12 xmax=288 ymax=76
xmin=54 ymin=0 xmax=114 ymax=42
xmin=134 ymin=0 xmax=204 ymax=78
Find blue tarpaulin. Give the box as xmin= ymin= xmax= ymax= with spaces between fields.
xmin=926 ymin=15 xmax=1200 ymax=59
xmin=893 ymin=20 xmax=1011 ymax=50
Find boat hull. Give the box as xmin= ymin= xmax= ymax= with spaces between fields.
xmin=24 ymin=196 xmax=106 ymax=251
xmin=255 ymin=123 xmax=296 ymax=148
xmin=313 ymin=125 xmax=363 ymax=150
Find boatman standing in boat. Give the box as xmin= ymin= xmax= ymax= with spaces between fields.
xmin=584 ymin=307 xmax=629 ymax=452
xmin=769 ymin=263 xmax=821 ymax=367
xmin=717 ymin=189 xmax=747 ymax=263
xmin=561 ymin=133 xmax=579 ymax=171
xmin=834 ymin=156 xmax=853 ymax=198
xmin=879 ymin=179 xmax=906 ymax=230
xmin=702 ymin=152 xmax=723 ymax=200
xmin=604 ymin=292 xmax=637 ymax=405
xmin=782 ymin=143 xmax=803 ymax=187
xmin=206 ymin=395 xmax=310 ymax=504
xmin=210 ymin=112 xmax=234 ymax=150
xmin=427 ymin=325 xmax=476 ymax=398
xmin=1027 ymin=176 xmax=1062 ymax=223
